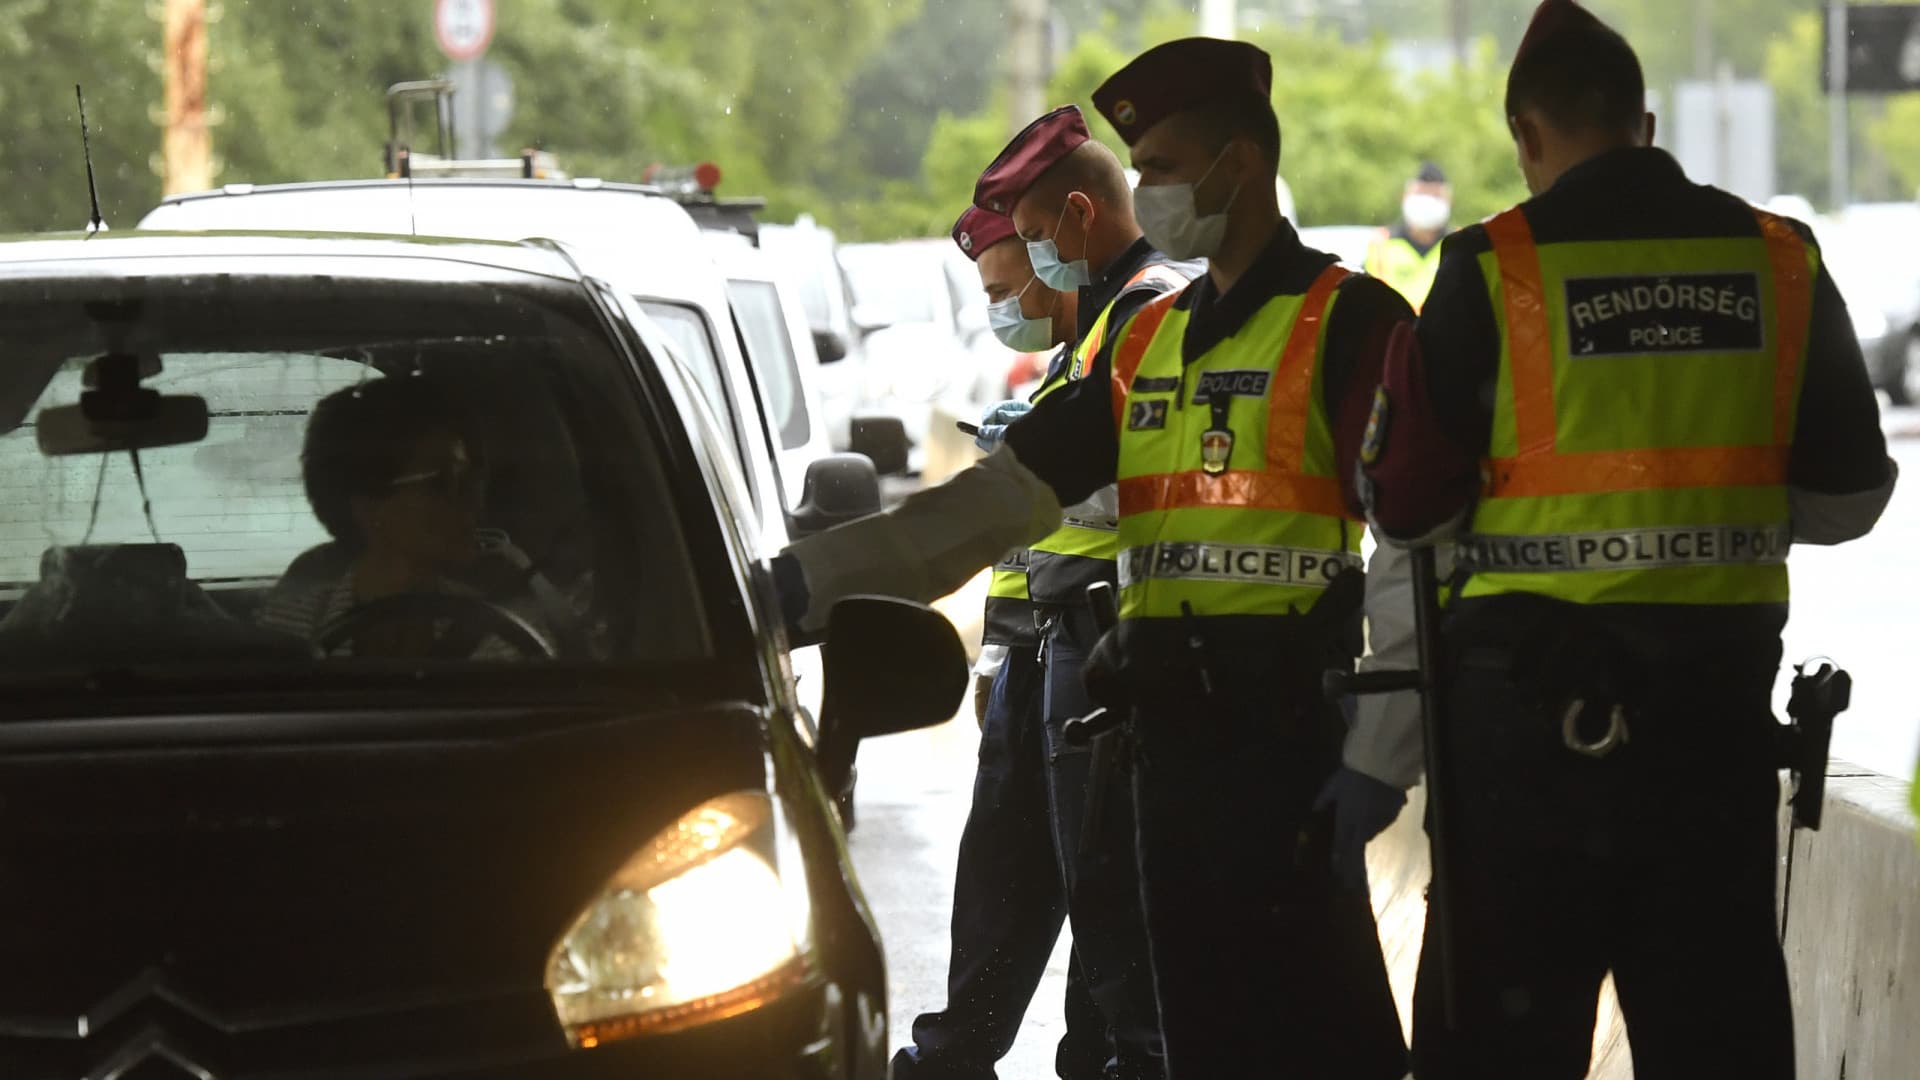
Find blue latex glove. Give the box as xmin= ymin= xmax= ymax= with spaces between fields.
xmin=974 ymin=399 xmax=1032 ymax=452
xmin=1312 ymin=766 xmax=1408 ymax=894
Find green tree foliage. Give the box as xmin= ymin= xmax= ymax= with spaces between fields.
xmin=1764 ymin=8 xmax=1920 ymax=208
xmin=0 ymin=1 xmax=1913 ymax=242
xmin=0 ymin=0 xmax=160 ymax=233
xmin=885 ymin=17 xmax=1526 ymax=237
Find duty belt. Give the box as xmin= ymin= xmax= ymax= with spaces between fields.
xmin=1118 ymin=541 xmax=1362 ymax=590
xmin=1458 ymin=523 xmax=1791 ymax=574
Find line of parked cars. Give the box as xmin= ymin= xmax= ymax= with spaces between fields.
xmin=0 ymin=86 xmax=975 ymax=1077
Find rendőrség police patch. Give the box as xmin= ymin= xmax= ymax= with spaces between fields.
xmin=1564 ymin=272 xmax=1764 ymax=357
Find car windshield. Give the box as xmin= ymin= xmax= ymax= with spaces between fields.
xmin=838 ymin=244 xmax=940 ymax=326
xmin=0 ymin=264 xmax=713 ymax=698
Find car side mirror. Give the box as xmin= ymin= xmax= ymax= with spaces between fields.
xmin=816 ymin=596 xmax=966 ymax=795
xmin=788 ymin=453 xmax=882 ymax=538
xmin=849 ymin=414 xmax=910 ymax=476
xmin=811 ymin=328 xmax=849 ymax=364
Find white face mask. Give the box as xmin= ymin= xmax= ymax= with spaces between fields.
xmin=1402 ymin=192 xmax=1451 ymax=232
xmin=1027 ymin=199 xmax=1092 ymax=291
xmin=988 ymin=277 xmax=1054 ymax=352
xmin=1133 ymin=145 xmax=1241 ymax=261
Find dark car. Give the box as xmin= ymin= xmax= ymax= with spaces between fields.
xmin=0 ymin=232 xmax=963 ymax=1078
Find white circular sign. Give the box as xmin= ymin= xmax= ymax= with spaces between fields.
xmin=435 ymin=0 xmax=494 ymax=62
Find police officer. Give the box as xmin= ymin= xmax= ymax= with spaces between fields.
xmin=968 ymin=104 xmax=1201 ymax=1080
xmin=1354 ymin=4 xmax=1899 ymax=1077
xmin=893 ymin=205 xmax=1111 ymax=1080
xmin=1363 ymin=161 xmax=1452 ymax=311
xmin=775 ymin=39 xmax=1416 ymax=1080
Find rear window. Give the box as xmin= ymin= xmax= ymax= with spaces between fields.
xmin=726 ymin=280 xmax=810 ymax=450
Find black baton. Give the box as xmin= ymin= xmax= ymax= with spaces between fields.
xmin=1323 ymin=544 xmax=1458 ymax=1030
xmin=1067 ymin=581 xmax=1123 ymax=862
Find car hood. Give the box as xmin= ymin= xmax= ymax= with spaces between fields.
xmin=0 ymin=701 xmax=773 ymax=1039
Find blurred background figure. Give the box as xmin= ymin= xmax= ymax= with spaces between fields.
xmin=1364 ymin=160 xmax=1452 ymax=312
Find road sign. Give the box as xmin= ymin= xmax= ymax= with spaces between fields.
xmin=435 ymin=0 xmax=494 ymax=63
xmin=1823 ymin=3 xmax=1920 ymax=93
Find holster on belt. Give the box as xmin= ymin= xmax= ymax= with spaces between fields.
xmin=1106 ymin=569 xmax=1366 ymax=733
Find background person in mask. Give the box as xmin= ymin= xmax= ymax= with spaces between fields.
xmin=1365 ymin=160 xmax=1453 ymax=311
xmin=891 ymin=204 xmax=1117 ymax=1080
xmin=773 ymin=37 xmax=1416 ymax=1080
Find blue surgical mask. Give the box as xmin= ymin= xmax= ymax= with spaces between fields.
xmin=1026 ymin=199 xmax=1092 ymax=291
xmin=989 ymin=277 xmax=1055 ymax=352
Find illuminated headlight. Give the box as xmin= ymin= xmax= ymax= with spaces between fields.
xmin=545 ymin=791 xmax=813 ymax=1049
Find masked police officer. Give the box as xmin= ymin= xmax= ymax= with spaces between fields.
xmin=1364 ymin=161 xmax=1452 ymax=312
xmin=967 ymin=104 xmax=1201 ymax=1080
xmin=894 ymin=205 xmax=1115 ymax=1080
xmin=775 ymin=39 xmax=1416 ymax=1079
xmin=1354 ymin=3 xmax=1898 ymax=1077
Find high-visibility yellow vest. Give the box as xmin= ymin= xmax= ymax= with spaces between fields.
xmin=1458 ymin=206 xmax=1816 ymax=606
xmin=1364 ymin=232 xmax=1442 ymax=313
xmin=981 ymin=264 xmax=1193 ymax=637
xmin=1110 ymin=264 xmax=1363 ymax=621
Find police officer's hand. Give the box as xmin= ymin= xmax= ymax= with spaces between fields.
xmin=972 ymin=673 xmax=994 ymax=730
xmin=1312 ymin=766 xmax=1408 ymax=894
xmin=1082 ymin=627 xmax=1127 ymax=709
xmin=974 ymin=399 xmax=1032 ymax=452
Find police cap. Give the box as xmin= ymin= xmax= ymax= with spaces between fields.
xmin=1092 ymin=37 xmax=1273 ymax=145
xmin=1513 ymin=0 xmax=1609 ymax=70
xmin=951 ymin=205 xmax=1018 ymax=263
xmin=972 ymin=105 xmax=1091 ymax=215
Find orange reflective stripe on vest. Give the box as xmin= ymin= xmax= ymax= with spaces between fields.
xmin=1112 ymin=264 xmax=1351 ymax=517
xmin=1481 ymin=209 xmax=1812 ymax=499
xmin=1111 ymin=292 xmax=1178 ymax=427
xmin=1075 ymin=264 xmax=1193 ymax=380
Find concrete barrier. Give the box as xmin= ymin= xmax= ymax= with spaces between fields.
xmin=1367 ymin=760 xmax=1920 ymax=1079
xmin=1781 ymin=763 xmax=1920 ymax=1079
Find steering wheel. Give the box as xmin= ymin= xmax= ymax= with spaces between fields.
xmin=314 ymin=593 xmax=560 ymax=660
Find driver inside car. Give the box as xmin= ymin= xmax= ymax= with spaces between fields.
xmin=257 ymin=375 xmax=556 ymax=659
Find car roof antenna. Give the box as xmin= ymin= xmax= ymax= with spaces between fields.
xmin=398 ymin=145 xmax=418 ymax=236
xmin=75 ymin=85 xmax=107 ymax=238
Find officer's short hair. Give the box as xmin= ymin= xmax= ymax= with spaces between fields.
xmin=1027 ymin=140 xmax=1133 ymax=215
xmin=1173 ymin=93 xmax=1282 ymax=178
xmin=1505 ymin=21 xmax=1645 ymax=137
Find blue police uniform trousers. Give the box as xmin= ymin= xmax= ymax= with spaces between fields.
xmin=892 ymin=647 xmax=1110 ymax=1080
xmin=1124 ymin=635 xmax=1408 ymax=1080
xmin=1037 ymin=622 xmax=1165 ymax=1080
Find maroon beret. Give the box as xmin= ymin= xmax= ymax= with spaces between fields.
xmin=952 ymin=205 xmax=1018 ymax=262
xmin=1513 ymin=0 xmax=1609 ymax=67
xmin=1092 ymin=38 xmax=1273 ymax=145
xmin=972 ymin=105 xmax=1091 ymax=216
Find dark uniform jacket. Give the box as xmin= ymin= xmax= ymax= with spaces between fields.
xmin=1007 ymin=220 xmax=1410 ymax=509
xmin=1373 ymin=147 xmax=1891 ymax=653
